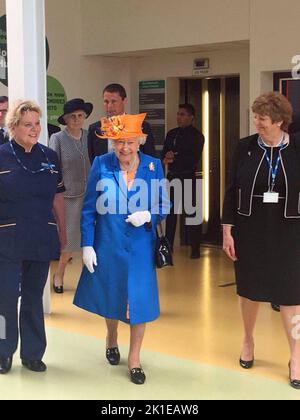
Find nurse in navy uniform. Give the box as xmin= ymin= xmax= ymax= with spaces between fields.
xmin=0 ymin=100 xmax=66 ymax=374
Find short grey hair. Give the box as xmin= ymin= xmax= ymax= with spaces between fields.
xmin=136 ymin=135 xmax=147 ymax=145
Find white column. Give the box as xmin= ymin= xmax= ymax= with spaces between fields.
xmin=6 ymin=0 xmax=51 ymax=314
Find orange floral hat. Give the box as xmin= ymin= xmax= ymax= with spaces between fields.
xmin=96 ymin=113 xmax=147 ymax=140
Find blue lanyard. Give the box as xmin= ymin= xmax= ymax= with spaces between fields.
xmin=261 ymin=138 xmax=284 ymax=191
xmin=9 ymin=140 xmax=55 ymax=174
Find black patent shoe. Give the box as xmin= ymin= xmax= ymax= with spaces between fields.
xmin=53 ymin=275 xmax=64 ymax=294
xmin=271 ymin=303 xmax=280 ymax=312
xmin=0 ymin=356 xmax=12 ymax=374
xmin=239 ymin=358 xmax=254 ymax=369
xmin=106 ymin=347 xmax=120 ymax=365
xmin=289 ymin=362 xmax=300 ymax=389
xmin=130 ymin=367 xmax=146 ymax=385
xmin=22 ymin=359 xmax=47 ymax=372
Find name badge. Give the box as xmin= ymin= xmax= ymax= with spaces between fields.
xmin=263 ymin=192 xmax=279 ymax=203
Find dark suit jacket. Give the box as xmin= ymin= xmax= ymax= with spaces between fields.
xmin=47 ymin=123 xmax=61 ymax=138
xmin=87 ymin=120 xmax=156 ymax=163
xmin=222 ymin=133 xmax=300 ymax=225
xmin=161 ymin=125 xmax=204 ymax=175
xmin=0 ymin=128 xmax=9 ymax=145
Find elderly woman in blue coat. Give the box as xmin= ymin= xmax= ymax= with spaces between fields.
xmin=74 ymin=113 xmax=169 ymax=385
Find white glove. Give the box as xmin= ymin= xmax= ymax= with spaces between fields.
xmin=82 ymin=246 xmax=97 ymax=273
xmin=125 ymin=210 xmax=151 ymax=227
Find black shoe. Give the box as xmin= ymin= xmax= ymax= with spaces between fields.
xmin=130 ymin=367 xmax=146 ymax=385
xmin=53 ymin=285 xmax=63 ymax=294
xmin=106 ymin=347 xmax=120 ymax=365
xmin=22 ymin=359 xmax=47 ymax=372
xmin=53 ymin=275 xmax=64 ymax=294
xmin=190 ymin=249 xmax=200 ymax=259
xmin=289 ymin=362 xmax=300 ymax=389
xmin=239 ymin=358 xmax=254 ymax=369
xmin=0 ymin=356 xmax=12 ymax=374
xmin=271 ymin=303 xmax=280 ymax=312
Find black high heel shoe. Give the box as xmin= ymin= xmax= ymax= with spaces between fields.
xmin=288 ymin=362 xmax=300 ymax=389
xmin=239 ymin=342 xmax=254 ymax=369
xmin=271 ymin=303 xmax=280 ymax=312
xmin=53 ymin=275 xmax=64 ymax=294
xmin=239 ymin=358 xmax=254 ymax=369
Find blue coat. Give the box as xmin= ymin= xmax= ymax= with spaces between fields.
xmin=73 ymin=152 xmax=169 ymax=324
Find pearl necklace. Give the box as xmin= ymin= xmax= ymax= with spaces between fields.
xmin=259 ymin=131 xmax=285 ymax=147
xmin=119 ymin=154 xmax=139 ymax=173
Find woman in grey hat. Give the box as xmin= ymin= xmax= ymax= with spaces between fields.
xmin=49 ymin=98 xmax=93 ymax=293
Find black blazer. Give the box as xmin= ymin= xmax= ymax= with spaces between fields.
xmin=47 ymin=123 xmax=60 ymax=138
xmin=222 ymin=133 xmax=300 ymax=224
xmin=0 ymin=129 xmax=9 ymax=145
xmin=87 ymin=120 xmax=156 ymax=163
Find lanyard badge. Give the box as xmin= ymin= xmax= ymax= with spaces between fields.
xmin=262 ymin=139 xmax=284 ymax=204
xmin=263 ymin=191 xmax=279 ymax=203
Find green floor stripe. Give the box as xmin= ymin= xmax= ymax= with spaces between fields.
xmin=0 ymin=327 xmax=299 ymax=400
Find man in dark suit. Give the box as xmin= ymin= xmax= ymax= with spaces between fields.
xmin=0 ymin=96 xmax=9 ymax=145
xmin=88 ymin=83 xmax=156 ymax=163
xmin=47 ymin=123 xmax=60 ymax=139
xmin=162 ymin=104 xmax=204 ymax=259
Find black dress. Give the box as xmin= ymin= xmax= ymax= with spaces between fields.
xmin=233 ymin=144 xmax=300 ymax=305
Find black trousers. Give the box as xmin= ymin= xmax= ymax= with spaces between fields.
xmin=0 ymin=260 xmax=49 ymax=360
xmin=166 ymin=174 xmax=202 ymax=250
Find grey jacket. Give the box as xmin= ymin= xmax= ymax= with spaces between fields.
xmin=49 ymin=129 xmax=90 ymax=198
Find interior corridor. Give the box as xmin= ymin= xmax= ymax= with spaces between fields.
xmin=0 ymin=247 xmax=299 ymax=400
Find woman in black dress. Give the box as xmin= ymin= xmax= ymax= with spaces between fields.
xmin=222 ymin=91 xmax=300 ymax=389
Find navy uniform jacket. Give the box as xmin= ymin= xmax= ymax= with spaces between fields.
xmin=87 ymin=120 xmax=156 ymax=163
xmin=0 ymin=140 xmax=65 ymax=261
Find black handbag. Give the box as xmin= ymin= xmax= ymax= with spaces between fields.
xmin=155 ymin=223 xmax=173 ymax=268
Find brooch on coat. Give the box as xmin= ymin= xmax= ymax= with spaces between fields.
xmin=149 ymin=162 xmax=155 ymax=171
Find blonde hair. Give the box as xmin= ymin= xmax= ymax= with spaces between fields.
xmin=6 ymin=99 xmax=42 ymax=138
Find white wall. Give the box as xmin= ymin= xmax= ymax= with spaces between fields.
xmin=2 ymin=0 xmax=299 ymax=136
xmin=0 ymin=0 xmax=132 ymax=125
xmin=81 ymin=0 xmax=250 ymax=55
xmin=129 ymin=46 xmax=250 ymax=137
xmin=45 ymin=0 xmax=131 ymax=126
xmin=249 ymin=0 xmax=300 ymax=127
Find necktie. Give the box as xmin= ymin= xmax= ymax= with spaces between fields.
xmin=0 ymin=128 xmax=5 ymax=144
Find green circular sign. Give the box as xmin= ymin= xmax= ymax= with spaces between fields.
xmin=47 ymin=75 xmax=66 ymax=126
